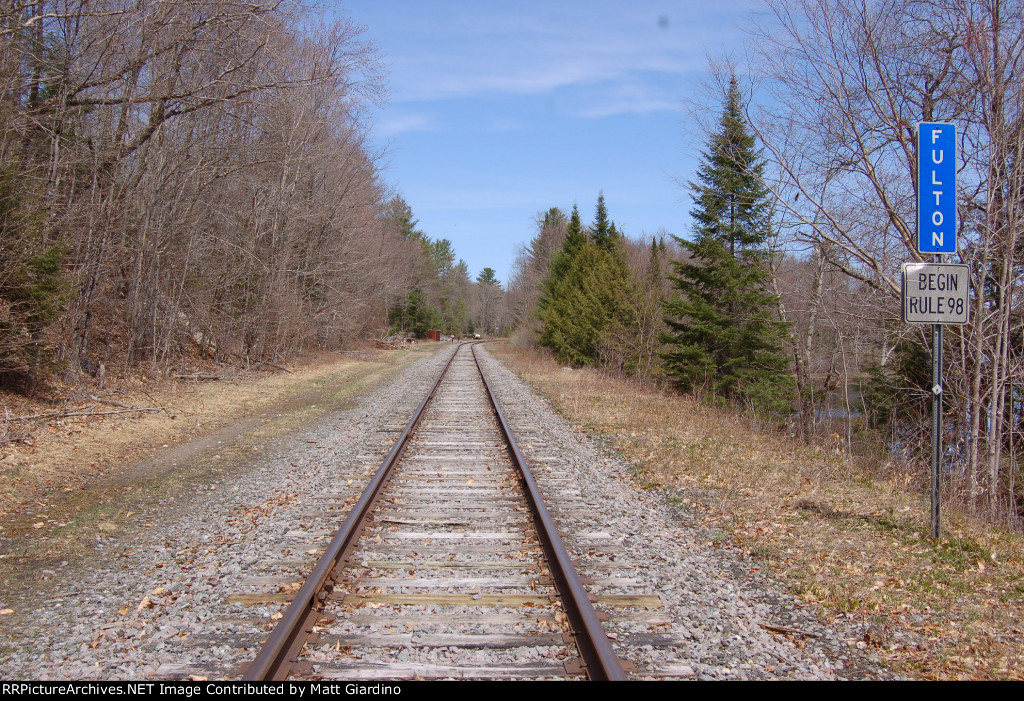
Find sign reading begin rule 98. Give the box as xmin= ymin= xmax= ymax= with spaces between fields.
xmin=902 ymin=262 xmax=969 ymax=325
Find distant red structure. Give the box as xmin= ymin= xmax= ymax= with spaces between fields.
xmin=427 ymin=329 xmax=441 ymax=342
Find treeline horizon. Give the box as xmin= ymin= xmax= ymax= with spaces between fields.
xmin=0 ymin=1 xmax=508 ymax=391
xmin=4 ymin=1 xmax=1021 ymax=530
xmin=508 ymin=1 xmax=1024 ymax=531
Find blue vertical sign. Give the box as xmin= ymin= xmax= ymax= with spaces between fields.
xmin=918 ymin=122 xmax=956 ymax=254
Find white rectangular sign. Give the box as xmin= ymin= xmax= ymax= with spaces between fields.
xmin=902 ymin=262 xmax=969 ymax=325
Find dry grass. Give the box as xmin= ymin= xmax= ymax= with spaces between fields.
xmin=0 ymin=345 xmax=441 ymax=519
xmin=492 ymin=342 xmax=1024 ymax=680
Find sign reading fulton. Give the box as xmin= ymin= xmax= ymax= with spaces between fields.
xmin=902 ymin=262 xmax=969 ymax=325
xmin=918 ymin=122 xmax=957 ymax=254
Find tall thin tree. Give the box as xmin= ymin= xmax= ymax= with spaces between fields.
xmin=662 ymin=76 xmax=791 ymax=410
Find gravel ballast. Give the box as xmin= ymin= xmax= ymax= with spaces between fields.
xmin=0 ymin=344 xmax=888 ymax=680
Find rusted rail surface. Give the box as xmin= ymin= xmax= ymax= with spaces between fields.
xmin=243 ymin=342 xmax=626 ymax=681
xmin=470 ymin=344 xmax=626 ymax=681
xmin=242 ymin=345 xmax=461 ymax=681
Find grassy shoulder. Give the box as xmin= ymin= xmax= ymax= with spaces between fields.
xmin=0 ymin=343 xmax=444 ymax=534
xmin=490 ymin=341 xmax=1024 ymax=681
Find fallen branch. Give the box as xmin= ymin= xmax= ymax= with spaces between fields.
xmin=173 ymin=373 xmax=222 ymax=381
xmin=252 ymin=359 xmax=293 ymax=374
xmin=138 ymin=389 xmax=172 ymax=415
xmin=9 ymin=407 xmax=162 ymax=422
xmin=87 ymin=394 xmax=133 ymax=409
xmin=760 ymin=623 xmax=821 ymax=638
xmin=225 ymin=351 xmax=293 ymax=374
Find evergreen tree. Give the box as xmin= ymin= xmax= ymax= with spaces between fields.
xmin=538 ymin=196 xmax=634 ymax=366
xmin=546 ymin=203 xmax=586 ymax=283
xmin=662 ymin=77 xmax=792 ymax=410
xmin=474 ymin=267 xmax=503 ymax=335
xmin=0 ymin=167 xmax=69 ymax=388
xmin=591 ymin=192 xmax=613 ymax=252
xmin=439 ymin=258 xmax=473 ymax=334
xmin=386 ymin=195 xmax=425 ymax=243
xmin=384 ymin=197 xmax=472 ymax=336
xmin=476 ymin=267 xmax=500 ymax=286
xmin=387 ymin=289 xmax=441 ymax=338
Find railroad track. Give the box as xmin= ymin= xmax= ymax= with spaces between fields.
xmin=241 ymin=343 xmax=628 ymax=681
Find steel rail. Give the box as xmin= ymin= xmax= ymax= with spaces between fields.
xmin=242 ymin=344 xmax=462 ymax=681
xmin=471 ymin=344 xmax=628 ymax=681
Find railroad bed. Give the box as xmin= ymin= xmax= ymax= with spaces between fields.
xmin=9 ymin=341 xmax=846 ymax=681
xmin=241 ymin=344 xmax=625 ymax=681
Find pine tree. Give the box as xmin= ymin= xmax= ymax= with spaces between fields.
xmin=476 ymin=267 xmax=500 ymax=286
xmin=662 ymin=77 xmax=792 ymax=410
xmin=545 ymin=203 xmax=586 ymax=283
xmin=388 ymin=289 xmax=441 ymax=338
xmin=387 ymin=195 xmax=424 ymax=243
xmin=591 ymin=192 xmax=613 ymax=252
xmin=538 ymin=196 xmax=634 ymax=366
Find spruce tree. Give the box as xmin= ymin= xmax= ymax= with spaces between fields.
xmin=591 ymin=192 xmax=613 ymax=252
xmin=545 ymin=203 xmax=586 ymax=283
xmin=387 ymin=195 xmax=424 ymax=243
xmin=538 ymin=196 xmax=634 ymax=366
xmin=662 ymin=77 xmax=791 ymax=410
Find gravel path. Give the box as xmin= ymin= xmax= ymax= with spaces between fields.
xmin=0 ymin=343 xmax=889 ymax=680
xmin=0 ymin=346 xmax=457 ymax=680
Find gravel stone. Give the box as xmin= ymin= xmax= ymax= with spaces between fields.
xmin=0 ymin=344 xmax=892 ymax=680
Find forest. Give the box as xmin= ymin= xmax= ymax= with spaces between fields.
xmin=508 ymin=1 xmax=1024 ymax=531
xmin=0 ymin=0 xmax=501 ymax=392
xmin=3 ymin=1 xmax=1023 ymax=530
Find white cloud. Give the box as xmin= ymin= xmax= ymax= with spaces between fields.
xmin=571 ymin=80 xmax=684 ymax=119
xmin=364 ymin=1 xmax=743 ymax=104
xmin=575 ymin=97 xmax=681 ymax=119
xmin=374 ymin=113 xmax=435 ymax=137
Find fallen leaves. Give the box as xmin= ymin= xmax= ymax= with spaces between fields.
xmin=491 ymin=342 xmax=1024 ymax=681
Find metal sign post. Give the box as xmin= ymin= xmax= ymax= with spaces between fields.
xmin=931 ymin=323 xmax=942 ymax=539
xmin=902 ymin=261 xmax=967 ymax=539
xmin=911 ymin=121 xmax=958 ymax=539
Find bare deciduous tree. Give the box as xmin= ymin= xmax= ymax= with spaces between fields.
xmin=750 ymin=0 xmax=1024 ymax=524
xmin=0 ymin=0 xmax=423 ymax=389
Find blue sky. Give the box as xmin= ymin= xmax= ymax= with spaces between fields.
xmin=340 ymin=0 xmax=756 ymax=283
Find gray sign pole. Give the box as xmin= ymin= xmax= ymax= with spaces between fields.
xmin=901 ymin=259 xmax=968 ymax=540
xmin=931 ymin=310 xmax=942 ymax=539
xmin=917 ymin=121 xmax=956 ymax=541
